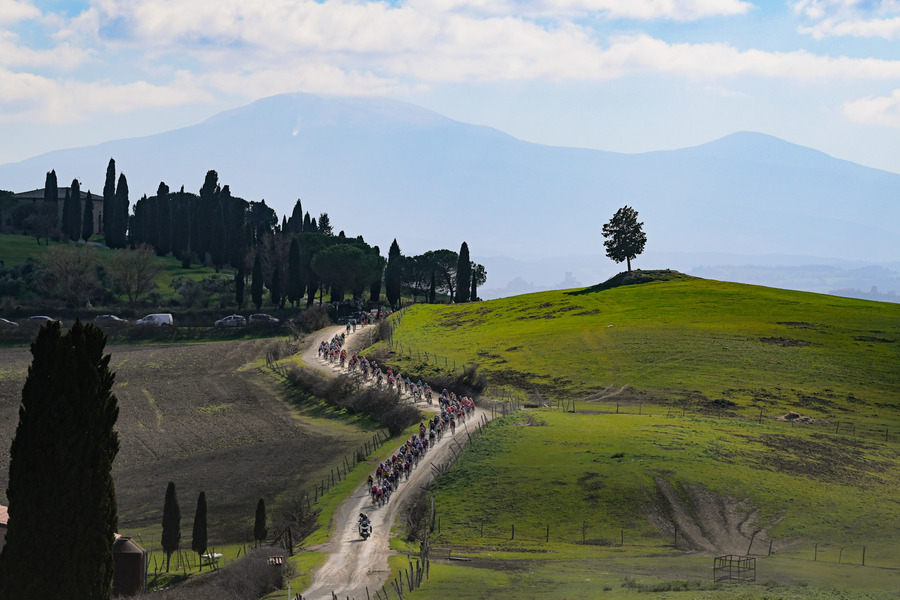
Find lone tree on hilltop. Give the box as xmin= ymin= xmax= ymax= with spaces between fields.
xmin=601 ymin=205 xmax=646 ymax=272
xmin=0 ymin=320 xmax=119 ymax=599
xmin=161 ymin=481 xmax=181 ymax=572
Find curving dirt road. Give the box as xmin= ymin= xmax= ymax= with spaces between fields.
xmin=299 ymin=324 xmax=487 ymax=600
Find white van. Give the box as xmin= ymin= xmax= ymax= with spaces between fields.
xmin=136 ymin=313 xmax=174 ymax=327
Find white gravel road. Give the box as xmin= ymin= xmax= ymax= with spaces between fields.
xmin=298 ymin=324 xmax=488 ymax=600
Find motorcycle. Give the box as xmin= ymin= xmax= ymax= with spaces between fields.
xmin=359 ymin=518 xmax=372 ymax=540
xmin=358 ymin=513 xmax=372 ymax=540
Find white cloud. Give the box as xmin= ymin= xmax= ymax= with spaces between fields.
xmin=0 ymin=68 xmax=206 ymax=122
xmin=0 ymin=0 xmax=40 ymax=26
xmin=844 ymin=90 xmax=900 ymax=126
xmin=4 ymin=0 xmax=900 ymax=123
xmin=794 ymin=0 xmax=900 ymax=39
xmin=0 ymin=31 xmax=93 ymax=69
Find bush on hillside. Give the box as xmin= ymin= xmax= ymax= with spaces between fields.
xmin=568 ymin=269 xmax=695 ymax=295
xmin=292 ymin=305 xmax=332 ymax=333
xmin=284 ymin=368 xmax=420 ymax=435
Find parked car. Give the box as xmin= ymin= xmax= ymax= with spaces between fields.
xmin=136 ymin=313 xmax=174 ymax=327
xmin=248 ymin=313 xmax=280 ymax=326
xmin=27 ymin=315 xmax=60 ymax=325
xmin=93 ymin=314 xmax=129 ymax=327
xmin=0 ymin=318 xmax=19 ymax=328
xmin=214 ymin=314 xmax=246 ymax=327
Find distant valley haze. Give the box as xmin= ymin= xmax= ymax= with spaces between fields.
xmin=1 ymin=93 xmax=897 ymax=302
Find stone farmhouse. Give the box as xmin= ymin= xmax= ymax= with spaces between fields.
xmin=4 ymin=187 xmax=104 ymax=236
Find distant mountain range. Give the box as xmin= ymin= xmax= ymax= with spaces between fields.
xmin=1 ymin=93 xmax=898 ymax=301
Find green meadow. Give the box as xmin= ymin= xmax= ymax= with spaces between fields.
xmin=381 ymin=274 xmax=899 ymax=428
xmin=370 ymin=274 xmax=900 ymax=597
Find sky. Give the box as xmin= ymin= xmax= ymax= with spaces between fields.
xmin=3 ymin=0 xmax=900 ymax=174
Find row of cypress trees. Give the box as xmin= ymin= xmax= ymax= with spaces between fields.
xmin=161 ymin=482 xmax=267 ymax=572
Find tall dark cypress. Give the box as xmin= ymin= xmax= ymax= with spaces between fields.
xmin=156 ymin=182 xmax=171 ymax=256
xmin=197 ymin=170 xmax=218 ymax=262
xmin=369 ymin=245 xmax=383 ymax=303
xmin=0 ymin=320 xmax=119 ymax=599
xmin=113 ymin=173 xmax=129 ymax=248
xmin=191 ymin=491 xmax=208 ymax=570
xmin=385 ymin=239 xmax=402 ymax=309
xmin=254 ymin=498 xmax=267 ymax=547
xmin=455 ymin=242 xmax=472 ymax=303
xmin=43 ymin=169 xmax=59 ymax=232
xmin=172 ymin=186 xmax=190 ymax=263
xmin=64 ymin=179 xmax=82 ymax=240
xmin=290 ymin=199 xmax=303 ymax=233
xmin=287 ymin=237 xmax=303 ymax=307
xmin=103 ymin=159 xmax=115 ymax=240
xmin=81 ymin=191 xmax=94 ymax=241
xmin=161 ymin=482 xmax=181 ymax=572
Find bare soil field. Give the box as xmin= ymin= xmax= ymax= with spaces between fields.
xmin=0 ymin=337 xmax=376 ymax=542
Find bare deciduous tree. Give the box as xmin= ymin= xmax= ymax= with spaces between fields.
xmin=109 ymin=243 xmax=162 ymax=309
xmin=35 ymin=244 xmax=99 ymax=306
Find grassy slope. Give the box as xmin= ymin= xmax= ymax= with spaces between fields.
xmin=384 ymin=276 xmax=899 ymax=427
xmin=371 ymin=275 xmax=900 ymax=597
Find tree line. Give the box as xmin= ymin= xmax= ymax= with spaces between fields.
xmin=5 ymin=158 xmax=487 ymax=310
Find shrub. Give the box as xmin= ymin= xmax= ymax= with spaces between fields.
xmin=292 ymin=306 xmax=332 ymax=333
xmin=284 ymin=369 xmax=419 ymax=435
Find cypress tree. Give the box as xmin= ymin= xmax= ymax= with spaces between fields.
xmin=251 ymin=253 xmax=263 ymax=310
xmin=172 ymin=186 xmax=190 ymax=264
xmin=161 ymin=482 xmax=181 ymax=572
xmin=385 ymin=239 xmax=402 ymax=309
xmin=156 ymin=182 xmax=171 ymax=256
xmin=191 ymin=491 xmax=208 ymax=570
xmin=254 ymin=498 xmax=267 ymax=547
xmin=81 ymin=191 xmax=94 ymax=241
xmin=290 ymin=199 xmax=303 ymax=233
xmin=303 ymin=212 xmax=311 ymax=232
xmin=103 ymin=159 xmax=115 ymax=241
xmin=113 ymin=173 xmax=129 ymax=248
xmin=68 ymin=179 xmax=83 ymax=240
xmin=197 ymin=171 xmax=218 ymax=261
xmin=369 ymin=245 xmax=382 ymax=303
xmin=0 ymin=320 xmax=119 ymax=599
xmin=455 ymin=242 xmax=472 ymax=303
xmin=44 ymin=169 xmax=59 ymax=233
xmin=287 ymin=237 xmax=303 ymax=307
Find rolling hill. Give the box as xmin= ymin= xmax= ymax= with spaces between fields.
xmin=368 ymin=273 xmax=900 ymax=597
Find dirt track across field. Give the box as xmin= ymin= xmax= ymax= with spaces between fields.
xmin=299 ymin=324 xmax=488 ymax=600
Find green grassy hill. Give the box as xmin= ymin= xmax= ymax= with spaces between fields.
xmin=382 ymin=272 xmax=898 ymax=426
xmin=371 ymin=273 xmax=900 ymax=598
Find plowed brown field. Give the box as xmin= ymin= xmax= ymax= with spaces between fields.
xmin=0 ymin=337 xmax=376 ymax=542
